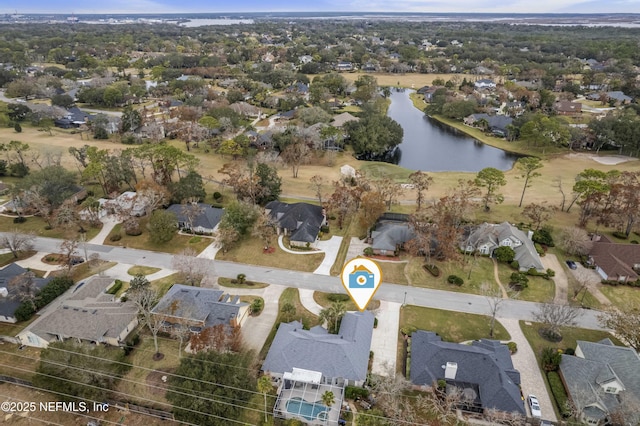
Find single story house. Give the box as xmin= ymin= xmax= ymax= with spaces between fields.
xmin=265 ymin=201 xmax=326 ymax=248
xmin=0 ymin=263 xmax=52 ymax=323
xmin=462 ymin=222 xmax=544 ymax=272
xmin=554 ymin=100 xmax=583 ymax=116
xmin=370 ymin=214 xmax=416 ymax=256
xmin=17 ymin=276 xmax=138 ymax=348
xmin=262 ymin=311 xmax=375 ymax=387
xmin=464 ymin=113 xmax=513 ymax=137
xmin=587 ymin=91 xmax=633 ymax=104
xmin=474 ymin=79 xmax=497 ymax=90
xmin=166 ymin=203 xmax=224 ymax=235
xmin=330 ymin=112 xmax=359 ymax=128
xmin=589 ymin=240 xmax=640 ymax=283
xmin=335 ymin=61 xmax=353 ymax=72
xmin=230 ymin=101 xmax=261 ymax=118
xmin=152 ymin=284 xmax=249 ymax=333
xmin=100 ymin=191 xmax=150 ymax=217
xmin=410 ymin=331 xmax=525 ymax=416
xmin=559 ymin=339 xmax=640 ymax=425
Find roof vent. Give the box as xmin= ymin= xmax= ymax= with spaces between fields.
xmin=444 ymin=362 xmax=458 ymax=380
xmin=0 ymin=287 xmax=7 ymax=298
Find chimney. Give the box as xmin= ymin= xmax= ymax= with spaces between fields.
xmin=444 ymin=362 xmax=458 ymax=380
xmin=527 ymin=230 xmax=534 ymax=241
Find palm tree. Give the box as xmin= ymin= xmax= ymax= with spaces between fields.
xmin=319 ymin=301 xmax=346 ymax=334
xmin=321 ymin=390 xmax=335 ymax=408
xmin=257 ymin=375 xmax=273 ymax=423
xmin=280 ymin=302 xmax=296 ymax=322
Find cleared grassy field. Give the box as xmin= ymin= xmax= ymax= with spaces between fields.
xmin=405 ymin=256 xmax=501 ymax=295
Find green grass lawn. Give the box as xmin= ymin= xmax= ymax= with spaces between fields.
xmin=358 ymin=162 xmax=413 ymax=182
xmin=313 ymin=291 xmax=381 ymax=311
xmin=216 ymin=236 xmax=325 ymax=273
xmin=379 ymin=261 xmax=408 ymax=285
xmin=405 ymin=256 xmax=501 ymax=295
xmin=259 ymin=288 xmax=319 ymax=360
xmin=218 ymin=277 xmax=270 ymax=289
xmin=497 ymin=263 xmax=556 ymax=303
xmin=599 ymin=284 xmax=640 ymax=309
xmin=150 ymin=273 xmax=181 ymax=297
xmin=127 ymin=265 xmax=161 ymax=276
xmin=0 ymin=343 xmax=41 ymax=381
xmin=0 ymin=215 xmax=101 ymax=240
xmin=105 ymin=221 xmax=212 ymax=254
xmin=0 ymin=250 xmax=37 ymax=267
xmin=329 ymin=236 xmax=351 ymax=276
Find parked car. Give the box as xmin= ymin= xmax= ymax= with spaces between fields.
xmin=70 ymin=257 xmax=85 ymax=266
xmin=565 ymin=260 xmax=577 ymax=270
xmin=528 ymin=394 xmax=542 ymax=418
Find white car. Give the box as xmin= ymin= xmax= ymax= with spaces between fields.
xmin=528 ymin=394 xmax=542 ymax=418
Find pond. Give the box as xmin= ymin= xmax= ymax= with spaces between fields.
xmin=386 ymin=89 xmax=518 ymax=172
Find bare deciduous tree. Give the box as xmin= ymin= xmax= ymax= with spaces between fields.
xmin=179 ymin=198 xmax=204 ymax=233
xmin=309 ymin=175 xmax=325 ymax=205
xmin=481 ymin=282 xmax=517 ymax=338
xmin=130 ymin=286 xmax=163 ymax=356
xmin=171 ymin=247 xmax=211 ymax=286
xmin=8 ymin=270 xmax=38 ymax=311
xmin=59 ymin=238 xmax=79 ymax=272
xmin=0 ymin=230 xmax=35 ymax=258
xmin=558 ymin=227 xmax=593 ymax=257
xmin=534 ymin=303 xmax=582 ymax=340
xmin=598 ymin=303 xmax=640 ymax=352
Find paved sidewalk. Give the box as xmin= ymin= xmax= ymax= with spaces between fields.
xmin=313 ymin=236 xmax=343 ymax=275
xmin=499 ymin=317 xmax=557 ymax=423
xmin=298 ymin=288 xmax=323 ymax=315
xmin=15 ymin=252 xmax=62 ymax=277
xmin=370 ymin=301 xmax=401 ymax=376
xmin=197 ymin=240 xmax=220 ymax=259
xmin=87 ymin=215 xmax=120 ymax=245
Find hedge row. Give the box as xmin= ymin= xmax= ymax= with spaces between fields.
xmin=14 ymin=276 xmax=75 ymax=322
xmin=547 ymin=371 xmax=571 ymax=418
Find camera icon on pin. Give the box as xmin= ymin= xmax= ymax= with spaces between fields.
xmin=348 ymin=265 xmax=375 ymax=288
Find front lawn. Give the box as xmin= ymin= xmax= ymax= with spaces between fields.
xmin=497 ymin=264 xmax=555 ymax=303
xmin=313 ymin=291 xmax=381 ymax=311
xmin=405 ymin=256 xmax=501 ymax=295
xmin=105 ymin=221 xmax=212 ymax=254
xmin=378 ymin=261 xmax=408 ymax=285
xmin=599 ymin=284 xmax=640 ymax=309
xmin=127 ymin=265 xmax=161 ymax=276
xmin=218 ymin=277 xmax=269 ymax=289
xmin=0 ymin=215 xmax=101 ymax=240
xmin=216 ymin=236 xmax=324 ymax=273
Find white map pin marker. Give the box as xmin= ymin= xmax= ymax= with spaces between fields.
xmin=341 ymin=258 xmax=383 ymax=311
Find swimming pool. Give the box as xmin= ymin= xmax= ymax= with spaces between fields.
xmin=285 ymin=397 xmax=328 ymax=421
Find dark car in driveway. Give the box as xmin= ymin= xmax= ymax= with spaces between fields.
xmin=565 ymin=260 xmax=577 ymax=270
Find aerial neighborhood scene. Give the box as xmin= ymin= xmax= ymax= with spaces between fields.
xmin=1 ymin=2 xmax=640 ymax=425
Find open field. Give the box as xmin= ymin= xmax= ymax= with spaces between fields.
xmin=339 ymin=72 xmax=498 ymax=89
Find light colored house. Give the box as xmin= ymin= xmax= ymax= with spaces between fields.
xmin=152 ymin=284 xmax=249 ymax=333
xmin=262 ymin=311 xmax=374 ymax=388
xmin=17 ymin=276 xmax=138 ymax=348
xmin=100 ymin=191 xmax=150 ymax=217
xmin=410 ymin=331 xmax=525 ymax=416
xmin=463 ymin=222 xmax=544 ymax=272
xmin=330 ymin=112 xmax=359 ymax=128
xmin=474 ymin=79 xmax=497 ymax=90
xmin=559 ymin=339 xmax=640 ymax=425
xmin=166 ymin=203 xmax=224 ymax=235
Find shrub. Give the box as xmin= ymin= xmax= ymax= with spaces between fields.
xmin=447 ymin=275 xmax=464 ymax=286
xmin=363 ymin=247 xmax=374 ymax=256
xmin=14 ymin=302 xmax=36 ymax=322
xmin=494 ymin=246 xmax=515 ymax=263
xmin=509 ymin=272 xmax=529 ymax=289
xmin=109 ymin=233 xmax=122 ymax=242
xmin=251 ymin=298 xmax=264 ymax=314
xmin=546 ymin=268 xmax=555 ymax=278
xmin=510 ymin=260 xmax=520 ymax=270
xmin=507 ymin=342 xmax=517 ymax=354
xmin=632 ymin=240 xmax=639 ymax=244
xmin=612 ymin=231 xmax=628 ymax=240
xmin=345 ymin=386 xmax=369 ymax=400
xmin=320 ymin=225 xmax=330 ymax=233
xmin=237 ymin=273 xmax=246 ymax=284
xmin=533 ymin=228 xmax=555 ymax=247
xmin=327 ymin=293 xmax=350 ymax=303
xmin=423 ymin=264 xmax=440 ymax=277
xmin=534 ymin=243 xmax=545 ymax=256
xmin=541 ymin=347 xmax=562 ymax=371
xmin=564 ymin=347 xmax=575 ymax=356
xmin=547 ymin=371 xmax=571 ymax=418
xmin=213 ymin=191 xmax=222 ymax=200
xmin=373 ymin=317 xmax=378 ymax=328
xmin=13 ymin=216 xmax=26 ymax=224
xmin=107 ymin=279 xmax=123 ymax=295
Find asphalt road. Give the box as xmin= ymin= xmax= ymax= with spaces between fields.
xmin=18 ymin=234 xmax=605 ymax=331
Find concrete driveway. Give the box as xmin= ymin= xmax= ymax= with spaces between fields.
xmin=541 ymin=253 xmax=568 ymax=304
xmin=239 ymin=284 xmax=285 ymax=352
xmin=370 ymin=301 xmax=401 ymax=376
xmin=313 ymin=236 xmax=343 ymax=275
xmin=499 ymin=318 xmax=557 ymax=423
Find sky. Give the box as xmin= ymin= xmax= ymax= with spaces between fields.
xmin=3 ymin=0 xmax=639 ymax=14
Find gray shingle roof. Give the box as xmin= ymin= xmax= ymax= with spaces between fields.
xmin=265 ymin=201 xmax=325 ymax=243
xmin=0 ymin=263 xmax=51 ymax=318
xmin=410 ymin=331 xmax=525 ymax=415
xmin=152 ymin=284 xmax=247 ymax=329
xmin=371 ymin=222 xmax=416 ymax=251
xmin=166 ymin=203 xmax=224 ymax=231
xmin=262 ymin=311 xmax=374 ymax=382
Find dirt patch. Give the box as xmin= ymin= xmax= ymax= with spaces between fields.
xmin=145 ymin=369 xmax=175 ymax=396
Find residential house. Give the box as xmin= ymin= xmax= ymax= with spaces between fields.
xmin=559 ymin=339 xmax=640 ymax=425
xmin=298 ymin=55 xmax=313 ymax=64
xmin=587 ymin=91 xmax=633 ymax=105
xmin=463 ymin=222 xmax=545 ymax=272
xmin=330 ymin=112 xmax=359 ymax=128
xmin=589 ymin=238 xmax=640 ymax=283
xmin=335 ymin=61 xmax=353 ymax=72
xmin=474 ymin=79 xmax=497 ymax=90
xmin=370 ymin=214 xmax=416 ymax=256
xmin=229 ymin=101 xmax=261 ymax=118
xmin=100 ymin=191 xmax=150 ymax=217
xmin=262 ymin=310 xmax=375 ymax=387
xmin=554 ymin=100 xmax=583 ymax=116
xmin=0 ymin=263 xmax=52 ymax=323
xmin=152 ymin=284 xmax=249 ymax=333
xmin=410 ymin=331 xmax=525 ymax=416
xmin=17 ymin=276 xmax=138 ymax=348
xmin=54 ymin=106 xmax=94 ymax=129
xmin=166 ymin=203 xmax=224 ymax=235
xmin=265 ymin=201 xmax=326 ymax=248
xmin=285 ymin=82 xmax=309 ymax=97
xmin=464 ymin=113 xmax=513 ymax=137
